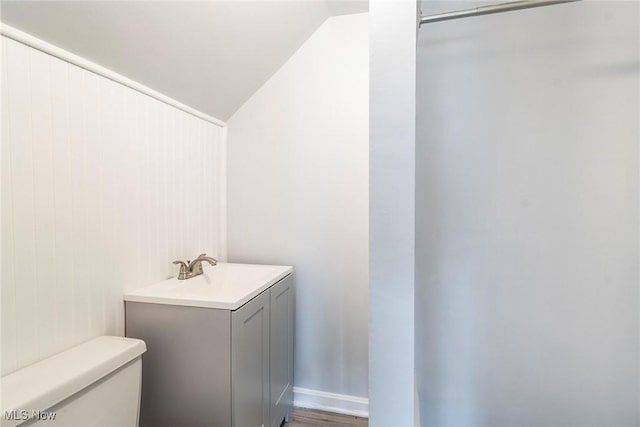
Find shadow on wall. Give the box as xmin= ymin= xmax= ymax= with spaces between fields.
xmin=225 ymin=13 xmax=370 ymax=412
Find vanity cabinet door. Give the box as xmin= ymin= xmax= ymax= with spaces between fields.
xmin=269 ymin=275 xmax=295 ymax=427
xmin=232 ymin=289 xmax=270 ymax=427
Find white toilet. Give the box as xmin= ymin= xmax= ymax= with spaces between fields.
xmin=1 ymin=336 xmax=146 ymax=427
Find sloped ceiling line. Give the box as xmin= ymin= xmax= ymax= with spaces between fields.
xmin=0 ymin=22 xmax=226 ymax=126
xmin=0 ymin=1 xmax=368 ymax=120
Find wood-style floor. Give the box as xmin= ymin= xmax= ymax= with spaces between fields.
xmin=283 ymin=408 xmax=368 ymax=427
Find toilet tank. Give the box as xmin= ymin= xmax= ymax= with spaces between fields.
xmin=1 ymin=336 xmax=146 ymax=427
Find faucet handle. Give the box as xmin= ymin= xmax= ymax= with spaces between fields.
xmin=173 ymin=260 xmax=189 ymax=280
xmin=188 ymin=254 xmax=207 ymax=269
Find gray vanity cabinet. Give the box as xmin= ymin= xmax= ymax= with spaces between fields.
xmin=125 ymin=273 xmax=294 ymax=427
xmin=231 ymin=289 xmax=270 ymax=427
xmin=269 ymin=275 xmax=295 ymax=427
xmin=231 ymin=273 xmax=295 ymax=427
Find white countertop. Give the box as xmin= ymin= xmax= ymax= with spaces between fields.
xmin=123 ymin=262 xmax=293 ymax=310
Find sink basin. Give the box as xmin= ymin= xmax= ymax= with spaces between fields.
xmin=124 ymin=262 xmax=293 ymax=310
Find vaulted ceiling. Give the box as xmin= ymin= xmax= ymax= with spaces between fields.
xmin=1 ymin=1 xmax=368 ymax=120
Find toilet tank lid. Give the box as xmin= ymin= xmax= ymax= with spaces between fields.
xmin=1 ymin=336 xmax=146 ymax=421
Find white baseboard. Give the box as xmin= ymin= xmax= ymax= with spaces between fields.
xmin=293 ymin=387 xmax=369 ymax=418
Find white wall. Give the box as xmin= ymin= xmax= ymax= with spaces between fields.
xmin=1 ymin=36 xmax=226 ymax=375
xmin=226 ymin=13 xmax=369 ymax=416
xmin=416 ymin=1 xmax=639 ymax=426
xmin=368 ymin=1 xmax=418 ymax=426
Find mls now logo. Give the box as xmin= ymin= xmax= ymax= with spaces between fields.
xmin=3 ymin=410 xmax=29 ymax=421
xmin=4 ymin=410 xmax=57 ymax=421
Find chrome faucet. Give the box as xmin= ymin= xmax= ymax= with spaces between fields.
xmin=173 ymin=253 xmax=218 ymax=280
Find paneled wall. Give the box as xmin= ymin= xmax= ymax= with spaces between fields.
xmin=1 ymin=36 xmax=226 ymax=375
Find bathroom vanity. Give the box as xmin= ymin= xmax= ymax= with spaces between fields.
xmin=124 ymin=263 xmax=294 ymax=427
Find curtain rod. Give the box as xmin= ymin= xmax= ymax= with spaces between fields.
xmin=420 ymin=0 xmax=582 ymax=26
